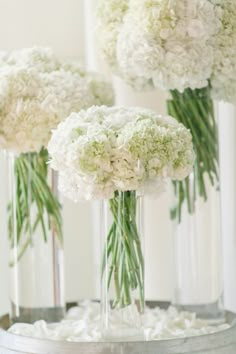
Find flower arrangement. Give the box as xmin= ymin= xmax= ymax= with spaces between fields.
xmin=0 ymin=47 xmax=114 ymax=263
xmin=96 ymin=0 xmax=236 ymax=220
xmin=48 ymin=105 xmax=195 ymax=310
xmin=0 ymin=47 xmax=114 ymax=153
xmin=96 ymin=0 xmax=219 ymax=91
xmin=210 ymin=0 xmax=236 ymax=103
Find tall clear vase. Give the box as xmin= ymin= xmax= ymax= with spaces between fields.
xmin=172 ymin=173 xmax=223 ymax=320
xmin=7 ymin=149 xmax=65 ymax=324
xmin=168 ymin=88 xmax=224 ymax=321
xmin=100 ymin=191 xmax=145 ymax=341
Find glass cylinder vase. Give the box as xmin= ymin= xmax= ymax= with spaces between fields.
xmin=100 ymin=191 xmax=145 ymax=341
xmin=168 ymin=87 xmax=224 ymax=321
xmin=6 ymin=149 xmax=65 ymax=324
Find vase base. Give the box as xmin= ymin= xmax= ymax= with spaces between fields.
xmin=174 ymin=302 xmax=225 ymax=324
xmin=101 ymin=328 xmax=145 ymax=342
xmin=101 ymin=304 xmax=145 ymax=342
xmin=11 ymin=302 xmax=65 ymax=324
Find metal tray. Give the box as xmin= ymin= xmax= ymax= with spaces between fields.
xmin=0 ymin=307 xmax=236 ymax=354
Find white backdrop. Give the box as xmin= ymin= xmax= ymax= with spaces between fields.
xmin=0 ymin=0 xmax=236 ymax=316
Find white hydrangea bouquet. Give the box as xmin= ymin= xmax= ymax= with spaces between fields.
xmin=48 ymin=105 xmax=195 ymax=310
xmin=0 ymin=47 xmax=113 ymax=263
xmin=96 ymin=0 xmax=236 ymax=221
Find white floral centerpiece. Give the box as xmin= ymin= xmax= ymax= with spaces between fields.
xmin=0 ymin=47 xmax=114 ymax=263
xmin=210 ymin=0 xmax=236 ymax=103
xmin=48 ymin=105 xmax=195 ymax=314
xmin=96 ymin=0 xmax=236 ymax=220
xmin=97 ymin=0 xmax=218 ymax=91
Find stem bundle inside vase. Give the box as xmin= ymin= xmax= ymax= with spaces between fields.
xmin=102 ymin=191 xmax=144 ymax=312
xmin=167 ymin=85 xmax=219 ymax=222
xmin=8 ymin=148 xmax=63 ymax=266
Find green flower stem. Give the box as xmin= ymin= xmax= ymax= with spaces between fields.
xmin=8 ymin=148 xmax=63 ymax=266
xmin=101 ymin=191 xmax=144 ymax=311
xmin=168 ymin=85 xmax=219 ymax=222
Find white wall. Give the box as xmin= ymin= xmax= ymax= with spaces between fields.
xmin=0 ymin=153 xmax=8 ymax=315
xmin=0 ymin=0 xmax=85 ymax=59
xmin=219 ymin=103 xmax=236 ymax=312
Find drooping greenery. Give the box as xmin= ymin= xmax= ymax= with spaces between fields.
xmin=167 ymin=85 xmax=219 ymax=222
xmin=8 ymin=148 xmax=63 ymax=266
xmin=102 ymin=191 xmax=144 ymax=311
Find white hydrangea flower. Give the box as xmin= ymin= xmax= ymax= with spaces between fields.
xmin=0 ymin=47 xmax=114 ymax=153
xmin=97 ymin=0 xmax=220 ymax=92
xmin=48 ymin=106 xmax=195 ymax=201
xmin=4 ymin=47 xmax=61 ymax=72
xmin=210 ymin=0 xmax=236 ymax=103
xmin=97 ymin=0 xmax=129 ymax=70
